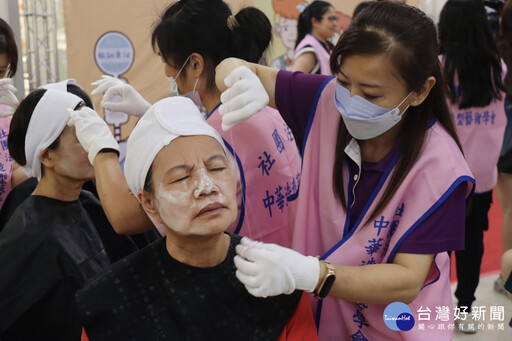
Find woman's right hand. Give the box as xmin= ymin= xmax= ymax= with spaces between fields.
xmin=0 ymin=78 xmax=18 ymax=117
xmin=216 ymin=64 xmax=269 ymax=131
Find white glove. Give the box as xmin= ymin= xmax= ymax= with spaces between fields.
xmin=234 ymin=237 xmax=320 ymax=298
xmin=0 ymin=78 xmax=19 ymax=117
xmin=91 ymin=75 xmax=150 ymax=117
xmin=219 ymin=66 xmax=269 ymax=131
xmin=67 ymin=107 xmax=120 ymax=165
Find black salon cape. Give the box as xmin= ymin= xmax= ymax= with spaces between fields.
xmin=0 ymin=178 xmax=161 ymax=258
xmin=77 ymin=233 xmax=303 ymax=341
xmin=0 ymin=195 xmax=112 ymax=341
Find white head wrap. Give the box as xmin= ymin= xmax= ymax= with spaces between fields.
xmin=125 ymin=96 xmax=226 ymax=197
xmin=39 ymin=79 xmax=82 ymax=92
xmin=23 ymin=89 xmax=82 ymax=179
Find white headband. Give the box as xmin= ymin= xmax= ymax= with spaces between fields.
xmin=125 ymin=96 xmax=227 ymax=197
xmin=23 ymin=89 xmax=82 ymax=179
xmin=39 ymin=79 xmax=82 ymax=92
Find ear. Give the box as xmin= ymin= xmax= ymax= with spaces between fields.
xmin=189 ymin=52 xmax=205 ymax=79
xmin=311 ymin=16 xmax=320 ymax=28
xmin=410 ymin=76 xmax=436 ymax=107
xmin=38 ymin=148 xmax=55 ymax=170
xmin=138 ymin=191 xmax=164 ymax=225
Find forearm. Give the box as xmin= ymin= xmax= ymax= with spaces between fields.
xmin=215 ymin=58 xmax=278 ymax=108
xmin=326 ymin=253 xmax=434 ymax=305
xmin=93 ymin=152 xmax=154 ymax=234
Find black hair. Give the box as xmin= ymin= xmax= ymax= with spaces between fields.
xmin=295 ymin=0 xmax=334 ymax=48
xmin=439 ymin=0 xmax=505 ymax=109
xmin=8 ymin=89 xmax=47 ymax=166
xmin=0 ymin=18 xmax=18 ymax=77
xmin=329 ymin=1 xmax=462 ymax=223
xmin=67 ymin=83 xmax=94 ymax=109
xmin=352 ymin=1 xmax=373 ymax=19
xmin=151 ymin=0 xmax=271 ymax=91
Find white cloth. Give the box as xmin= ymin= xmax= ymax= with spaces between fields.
xmin=23 ymin=89 xmax=82 ymax=179
xmin=39 ymin=79 xmax=82 ymax=92
xmin=125 ymin=96 xmax=226 ymax=197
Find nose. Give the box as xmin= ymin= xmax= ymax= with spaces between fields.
xmin=193 ymin=168 xmax=219 ymax=198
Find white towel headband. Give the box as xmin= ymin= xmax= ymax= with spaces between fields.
xmin=39 ymin=79 xmax=82 ymax=92
xmin=124 ymin=96 xmax=226 ymax=197
xmin=23 ymin=89 xmax=82 ymax=179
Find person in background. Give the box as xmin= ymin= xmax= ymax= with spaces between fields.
xmin=0 ymin=18 xmax=28 ymax=207
xmin=74 ymin=97 xmax=317 ymax=341
xmin=214 ymin=2 xmax=473 ymax=339
xmin=438 ymin=0 xmax=507 ymax=333
xmin=84 ymin=0 xmax=302 ymax=248
xmin=496 ymin=0 xmax=512 ymax=297
xmin=292 ymin=0 xmax=337 ymax=75
xmin=0 ymin=89 xmax=111 ymax=340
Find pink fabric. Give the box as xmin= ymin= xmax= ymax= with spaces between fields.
xmin=208 ymin=106 xmax=302 ymax=247
xmin=292 ymin=79 xmax=474 ymax=340
xmin=0 ymin=113 xmax=13 ymax=208
xmin=444 ymin=59 xmax=507 ymax=193
xmin=294 ymin=34 xmax=331 ymax=76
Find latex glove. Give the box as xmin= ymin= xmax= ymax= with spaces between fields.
xmin=91 ymin=75 xmax=150 ymax=117
xmin=234 ymin=237 xmax=320 ymax=298
xmin=67 ymin=106 xmax=120 ymax=165
xmin=218 ymin=66 xmax=269 ymax=131
xmin=0 ymin=78 xmax=19 ymax=117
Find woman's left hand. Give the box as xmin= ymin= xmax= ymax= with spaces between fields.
xmin=234 ymin=237 xmax=320 ymax=298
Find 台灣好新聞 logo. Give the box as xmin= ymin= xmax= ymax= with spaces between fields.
xmin=383 ymin=302 xmax=415 ymax=331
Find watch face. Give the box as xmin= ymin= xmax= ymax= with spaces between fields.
xmin=318 ymin=273 xmax=336 ymax=298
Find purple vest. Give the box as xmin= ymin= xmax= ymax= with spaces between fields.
xmin=292 ymin=79 xmax=474 ymax=340
xmin=294 ymin=34 xmax=331 ymax=76
xmin=208 ymin=105 xmax=302 ymax=247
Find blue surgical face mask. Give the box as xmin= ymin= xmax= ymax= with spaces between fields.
xmin=168 ymin=55 xmax=191 ymax=96
xmin=334 ymin=83 xmax=412 ymax=140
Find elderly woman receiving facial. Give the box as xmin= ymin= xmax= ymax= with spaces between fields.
xmin=77 ymin=97 xmax=317 ymax=341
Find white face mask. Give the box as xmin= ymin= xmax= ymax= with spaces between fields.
xmin=334 ymin=83 xmax=412 ymax=140
xmin=168 ymin=55 xmax=191 ymax=96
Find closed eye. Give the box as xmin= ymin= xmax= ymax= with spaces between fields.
xmin=173 ymin=175 xmax=189 ymax=183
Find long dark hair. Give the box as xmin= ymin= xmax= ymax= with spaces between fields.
xmin=498 ymin=0 xmax=512 ymax=99
xmin=439 ymin=0 xmax=505 ymax=108
xmin=151 ymin=0 xmax=271 ymax=91
xmin=329 ymin=1 xmax=462 ymax=223
xmin=0 ymin=18 xmax=18 ymax=77
xmin=295 ymin=0 xmax=333 ymax=48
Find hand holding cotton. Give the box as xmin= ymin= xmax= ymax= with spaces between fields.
xmin=91 ymin=75 xmax=150 ymax=118
xmin=234 ymin=237 xmax=320 ymax=298
xmin=218 ymin=66 xmax=269 ymax=131
xmin=67 ymin=106 xmax=120 ymax=165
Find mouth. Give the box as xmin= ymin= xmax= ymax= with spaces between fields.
xmin=196 ymin=202 xmax=225 ymax=217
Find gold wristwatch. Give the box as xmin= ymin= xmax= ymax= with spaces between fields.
xmin=313 ymin=261 xmax=336 ymax=299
